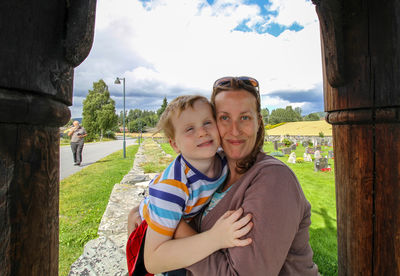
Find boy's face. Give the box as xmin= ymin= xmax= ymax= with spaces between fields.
xmin=169 ymin=100 xmax=220 ymax=163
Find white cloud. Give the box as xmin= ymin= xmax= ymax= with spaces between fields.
xmin=268 ymin=0 xmax=317 ymax=26
xmin=71 ymin=0 xmax=323 ymax=118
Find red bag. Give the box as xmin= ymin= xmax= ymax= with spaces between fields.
xmin=126 ymin=220 xmax=153 ymax=276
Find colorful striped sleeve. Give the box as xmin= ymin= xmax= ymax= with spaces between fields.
xmin=143 ymin=178 xmax=189 ymax=236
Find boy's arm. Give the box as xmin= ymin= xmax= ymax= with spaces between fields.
xmin=127 ymin=205 xmax=142 ymax=237
xmin=173 ymin=219 xmax=197 ymax=239
xmin=144 ymin=208 xmax=253 ymax=274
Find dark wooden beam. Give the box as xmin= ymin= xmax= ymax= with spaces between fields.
xmin=314 ymin=0 xmax=400 ymax=274
xmin=0 ymin=1 xmax=96 ymax=274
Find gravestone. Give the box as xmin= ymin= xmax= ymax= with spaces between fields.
xmin=328 ymin=150 xmax=334 ymax=159
xmin=281 ymin=147 xmax=291 ymax=155
xmin=303 ymin=153 xmax=313 ymax=162
xmin=288 ymin=152 xmax=296 ymax=164
xmin=314 ymin=150 xmax=322 ymax=159
xmin=302 ymin=141 xmax=309 ymax=147
xmin=290 ymin=144 xmax=297 ymax=150
xmin=316 ymin=146 xmax=322 ymax=151
xmin=314 ymin=157 xmax=329 ymax=172
xmin=274 ymin=141 xmax=278 ymax=151
xmin=306 ymin=147 xmax=315 ymax=154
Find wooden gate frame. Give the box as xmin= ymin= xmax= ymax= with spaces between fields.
xmin=1 ymin=0 xmax=399 ymax=274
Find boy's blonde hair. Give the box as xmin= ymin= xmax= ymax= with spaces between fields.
xmin=156 ymin=95 xmax=212 ymax=139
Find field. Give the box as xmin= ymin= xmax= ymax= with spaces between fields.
xmin=267 ymin=120 xmax=332 ymax=136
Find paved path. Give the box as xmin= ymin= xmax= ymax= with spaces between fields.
xmin=59 ymin=137 xmax=137 ymax=180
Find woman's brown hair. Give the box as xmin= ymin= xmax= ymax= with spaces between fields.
xmin=211 ymin=77 xmax=265 ymax=174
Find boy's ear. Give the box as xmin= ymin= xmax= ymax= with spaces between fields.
xmin=169 ymin=138 xmax=180 ymax=154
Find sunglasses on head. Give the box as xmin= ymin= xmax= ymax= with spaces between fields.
xmin=213 ymin=76 xmax=259 ymax=92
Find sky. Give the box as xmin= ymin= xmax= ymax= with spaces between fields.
xmin=71 ymin=0 xmax=323 ymax=119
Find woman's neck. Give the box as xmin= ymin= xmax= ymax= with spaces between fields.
xmin=221 ymin=161 xmax=243 ymax=192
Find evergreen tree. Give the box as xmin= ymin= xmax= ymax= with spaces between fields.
xmin=157 ymin=97 xmax=168 ymax=117
xmin=82 ymin=79 xmax=118 ymax=141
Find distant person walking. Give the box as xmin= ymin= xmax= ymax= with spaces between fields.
xmin=68 ymin=121 xmax=87 ymax=166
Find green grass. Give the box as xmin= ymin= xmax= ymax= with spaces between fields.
xmin=160 ymin=142 xmax=178 ymax=157
xmin=263 ymin=142 xmax=337 ymax=275
xmin=138 ymin=139 xmax=175 ymax=173
xmin=59 ymin=145 xmax=139 ymax=276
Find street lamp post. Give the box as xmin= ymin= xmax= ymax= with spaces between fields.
xmin=115 ymin=77 xmax=126 ymax=158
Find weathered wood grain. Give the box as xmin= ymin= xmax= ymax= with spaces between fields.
xmin=0 ymin=1 xmax=96 ymax=275
xmin=0 ymin=124 xmax=60 ymax=275
xmin=316 ymin=0 xmax=400 ymax=274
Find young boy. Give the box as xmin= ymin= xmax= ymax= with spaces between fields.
xmin=127 ymin=95 xmax=253 ymax=275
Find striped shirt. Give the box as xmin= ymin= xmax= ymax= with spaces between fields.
xmin=139 ymin=153 xmax=228 ymax=236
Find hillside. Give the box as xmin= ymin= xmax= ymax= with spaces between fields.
xmin=267 ymin=120 xmax=332 ymax=136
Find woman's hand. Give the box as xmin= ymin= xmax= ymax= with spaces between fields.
xmin=127 ymin=205 xmax=142 ymax=236
xmin=208 ymin=208 xmax=253 ymax=249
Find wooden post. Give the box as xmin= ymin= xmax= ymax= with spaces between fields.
xmin=0 ymin=1 xmax=96 ymax=274
xmin=314 ymin=0 xmax=400 ymax=274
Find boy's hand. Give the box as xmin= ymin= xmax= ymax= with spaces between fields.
xmin=208 ymin=208 xmax=253 ymax=250
xmin=127 ymin=206 xmax=142 ymax=236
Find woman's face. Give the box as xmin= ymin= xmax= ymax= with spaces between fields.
xmin=214 ymin=89 xmax=260 ymax=164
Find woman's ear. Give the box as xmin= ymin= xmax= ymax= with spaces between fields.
xmin=169 ymin=138 xmax=181 ymax=154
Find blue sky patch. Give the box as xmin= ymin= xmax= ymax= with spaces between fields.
xmin=233 ymin=19 xmax=253 ymax=32
xmin=234 ymin=20 xmax=304 ymax=36
xmin=228 ymin=0 xmax=305 ymax=36
xmin=265 ymin=22 xmax=304 ymax=36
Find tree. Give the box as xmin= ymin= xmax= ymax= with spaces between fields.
xmin=304 ymin=112 xmax=320 ymax=121
xmin=261 ymin=107 xmax=269 ymax=124
xmin=157 ymin=97 xmax=168 ymax=117
xmin=118 ymin=110 xmax=127 ymax=126
xmin=294 ymin=107 xmax=302 ymax=117
xmin=128 ymin=118 xmax=147 ymax=133
xmin=82 ymin=79 xmax=118 ymax=141
xmin=97 ymin=102 xmax=118 ymax=139
xmin=269 ymin=106 xmax=302 ymax=124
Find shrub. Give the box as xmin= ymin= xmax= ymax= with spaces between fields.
xmin=282 ymin=138 xmax=292 ymax=147
xmin=270 ymin=151 xmax=284 ymax=157
xmin=319 ymin=131 xmax=325 ymax=138
xmin=265 ymin=122 xmax=286 ymax=130
xmin=296 ymin=157 xmax=305 ymax=163
xmin=104 ymin=130 xmax=116 ymax=139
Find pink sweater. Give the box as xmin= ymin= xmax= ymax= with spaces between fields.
xmin=186 ymin=153 xmax=319 ymax=276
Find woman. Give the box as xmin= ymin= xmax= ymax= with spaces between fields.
xmin=184 ymin=76 xmax=318 ymax=275
xmin=128 ymin=76 xmax=319 ymax=275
